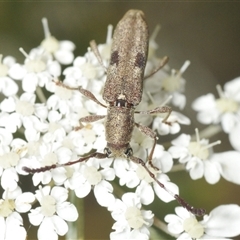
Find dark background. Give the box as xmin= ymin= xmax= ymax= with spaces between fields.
xmin=1 ymin=2 xmax=240 ymax=240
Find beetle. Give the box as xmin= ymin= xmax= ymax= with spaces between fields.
xmin=23 ymin=10 xmax=205 ymax=216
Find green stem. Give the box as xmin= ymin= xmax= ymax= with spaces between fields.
xmin=153 ymin=217 xmax=178 ymax=238
xmin=36 ymin=86 xmax=47 ymax=103
xmin=66 ymin=191 xmax=84 ymax=240
xmin=193 ymin=124 xmax=222 ymax=140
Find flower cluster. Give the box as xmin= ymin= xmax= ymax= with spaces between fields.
xmin=0 ymin=16 xmax=240 ymax=240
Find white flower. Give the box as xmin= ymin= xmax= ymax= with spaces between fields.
xmin=0 ymin=189 xmax=35 ymax=240
xmin=28 ymin=186 xmax=78 ymax=240
xmin=160 ymin=61 xmax=189 ymax=109
xmin=42 ymin=110 xmax=66 ymax=142
xmin=109 ymin=192 xmax=154 ymax=240
xmin=1 ymin=188 xmax=35 ymax=215
xmin=144 ymin=60 xmax=189 ymax=110
xmin=0 ymin=137 xmax=24 ymax=190
xmin=153 ymin=110 xmax=190 ymax=135
xmin=41 ymin=18 xmax=75 ymax=65
xmin=0 ymin=92 xmax=37 ymax=133
xmin=165 ymin=205 xmax=240 ymax=239
xmin=62 ymin=55 xmax=105 ymax=116
xmin=69 ymin=158 xmax=115 ymax=207
xmin=192 ymin=78 xmax=240 ymax=145
xmin=47 ymin=80 xmax=85 ymax=116
xmin=168 ymin=130 xmax=240 ymax=184
xmin=18 ymin=47 xmax=61 ymax=92
xmin=135 ymin=144 xmax=179 ymax=205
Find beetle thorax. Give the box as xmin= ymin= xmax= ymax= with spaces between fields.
xmin=104 ymin=101 xmax=135 ymax=158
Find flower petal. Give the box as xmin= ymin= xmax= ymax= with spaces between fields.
xmin=57 ymin=201 xmax=78 ymax=221
xmin=202 ymin=204 xmax=240 ymax=237
xmin=94 ymin=180 xmax=115 ymax=207
xmin=211 ymin=151 xmax=240 ymax=184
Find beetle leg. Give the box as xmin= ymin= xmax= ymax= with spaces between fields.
xmin=55 ymin=81 xmax=107 ymax=108
xmin=135 ymin=105 xmax=172 ymax=123
xmin=134 ymin=122 xmax=158 ymax=170
xmin=75 ymin=115 xmax=105 ymax=131
xmin=90 ymin=40 xmax=107 ymax=72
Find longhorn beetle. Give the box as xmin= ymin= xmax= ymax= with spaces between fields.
xmin=23 ymin=9 xmax=205 ymax=216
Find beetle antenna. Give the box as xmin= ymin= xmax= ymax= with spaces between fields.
xmin=129 ymin=155 xmax=206 ymax=216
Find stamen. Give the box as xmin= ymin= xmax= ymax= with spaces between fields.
xmin=202 ymin=140 xmax=221 ymax=150
xmin=41 ymin=18 xmax=59 ymax=53
xmin=146 ymin=91 xmax=172 ymax=108
xmin=195 ymin=128 xmax=200 ymax=143
xmin=149 ymin=24 xmax=161 ymax=43
xmin=160 ymin=95 xmax=173 ymax=106
xmin=19 ymin=47 xmax=30 ymax=59
xmin=179 ymin=60 xmax=190 ymax=76
xmin=216 ymin=84 xmax=225 ymax=98
xmin=42 ymin=18 xmax=51 ymax=38
xmin=106 ymin=25 xmax=113 ymax=44
xmin=189 ymin=128 xmax=221 ymax=160
xmin=86 ymin=47 xmax=92 ymax=62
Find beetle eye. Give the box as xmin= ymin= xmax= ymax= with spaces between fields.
xmin=104 ymin=147 xmax=112 ymax=158
xmin=124 ymin=147 xmax=133 ymax=157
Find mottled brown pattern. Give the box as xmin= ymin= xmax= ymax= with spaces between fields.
xmin=110 ymin=50 xmax=119 ymax=66
xmin=103 ymin=10 xmax=148 ymax=106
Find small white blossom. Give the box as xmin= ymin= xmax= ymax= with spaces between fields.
xmin=135 ymin=144 xmax=178 ymax=205
xmin=168 ymin=130 xmax=240 ymax=184
xmin=109 ymin=192 xmax=154 ymax=240
xmin=153 ymin=111 xmax=190 ymax=135
xmin=28 ymin=186 xmax=78 ymax=240
xmin=0 ymin=92 xmax=38 ymax=133
xmin=192 ymin=78 xmax=240 ymax=128
xmin=165 ymin=205 xmax=240 ymax=239
xmin=69 ymin=158 xmax=115 ymax=207
xmin=0 ymin=137 xmax=26 ymax=190
xmin=18 ymin=47 xmax=61 ymax=92
xmin=41 ymin=18 xmax=75 ymax=65
xmin=47 ymin=80 xmax=85 ymax=116
xmin=192 ymin=77 xmax=240 ymax=150
xmin=144 ymin=60 xmax=189 ymax=110
xmin=0 ymin=189 xmax=35 ymax=240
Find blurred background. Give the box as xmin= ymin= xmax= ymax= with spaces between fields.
xmin=1 ymin=2 xmax=240 ymax=239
